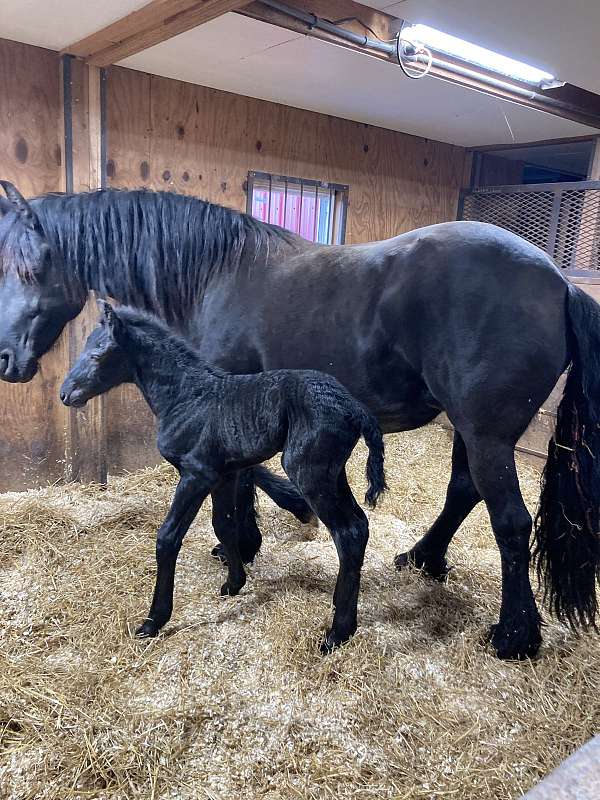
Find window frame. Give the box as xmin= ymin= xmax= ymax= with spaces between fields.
xmin=246 ymin=170 xmax=349 ymax=245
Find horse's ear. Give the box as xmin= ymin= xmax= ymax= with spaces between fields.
xmin=0 ymin=181 xmax=37 ymax=230
xmin=0 ymin=196 xmax=13 ymax=217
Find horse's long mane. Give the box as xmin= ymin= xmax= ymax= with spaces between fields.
xmin=1 ymin=189 xmax=298 ymax=323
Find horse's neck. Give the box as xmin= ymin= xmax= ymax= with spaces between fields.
xmin=52 ymin=194 xmax=312 ymax=312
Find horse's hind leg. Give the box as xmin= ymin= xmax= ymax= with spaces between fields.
xmin=211 ymin=468 xmax=262 ymax=565
xmin=464 ymin=435 xmax=541 ymax=660
xmin=395 ymin=431 xmax=481 ymax=579
xmin=211 ymin=474 xmax=247 ymax=596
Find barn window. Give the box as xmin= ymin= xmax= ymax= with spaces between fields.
xmin=247 ymin=171 xmax=348 ymax=244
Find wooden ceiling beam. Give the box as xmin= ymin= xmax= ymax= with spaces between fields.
xmin=64 ymin=0 xmax=253 ymax=67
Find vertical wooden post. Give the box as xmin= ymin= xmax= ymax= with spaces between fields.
xmin=59 ymin=56 xmax=108 ymax=484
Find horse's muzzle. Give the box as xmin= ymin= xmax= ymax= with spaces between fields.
xmin=0 ymin=348 xmax=38 ymax=383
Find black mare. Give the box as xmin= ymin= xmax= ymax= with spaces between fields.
xmin=1 ymin=182 xmax=599 ymax=660
xmin=60 ymin=301 xmax=386 ymax=649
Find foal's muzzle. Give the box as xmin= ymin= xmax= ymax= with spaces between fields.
xmin=60 ymin=386 xmax=88 ymax=408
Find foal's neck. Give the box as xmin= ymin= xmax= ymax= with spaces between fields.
xmin=126 ymin=330 xmax=217 ymax=418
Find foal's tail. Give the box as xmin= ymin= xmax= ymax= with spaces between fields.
xmin=533 ymin=283 xmax=600 ymax=629
xmin=360 ymin=410 xmax=387 ymax=508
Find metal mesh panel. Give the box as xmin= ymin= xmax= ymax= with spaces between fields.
xmin=460 ymin=182 xmax=600 ymax=270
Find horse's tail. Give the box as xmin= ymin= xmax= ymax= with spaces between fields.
xmin=360 ymin=410 xmax=387 ymax=508
xmin=533 ymin=283 xmax=600 ymax=629
xmin=251 ymin=465 xmax=314 ymax=523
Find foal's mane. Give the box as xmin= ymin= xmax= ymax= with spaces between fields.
xmin=0 ymin=188 xmax=297 ymax=322
xmin=116 ymin=305 xmax=226 ymax=377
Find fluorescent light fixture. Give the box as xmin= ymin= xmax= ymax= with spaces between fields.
xmin=401 ymin=23 xmax=556 ymax=86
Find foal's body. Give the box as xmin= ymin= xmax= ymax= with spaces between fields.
xmin=61 ymin=303 xmax=386 ymax=649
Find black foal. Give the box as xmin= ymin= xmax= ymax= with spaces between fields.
xmin=61 ymin=301 xmax=386 ymax=651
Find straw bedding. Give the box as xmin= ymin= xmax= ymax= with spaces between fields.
xmin=0 ymin=423 xmax=598 ymax=799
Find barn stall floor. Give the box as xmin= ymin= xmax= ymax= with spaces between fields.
xmin=0 ymin=424 xmax=598 ymax=800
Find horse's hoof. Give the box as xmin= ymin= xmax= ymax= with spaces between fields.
xmin=394 ymin=549 xmax=451 ymax=582
xmin=486 ymin=622 xmax=542 ymax=660
xmin=135 ymin=620 xmax=160 ymax=638
xmin=211 ymin=544 xmax=228 ymax=564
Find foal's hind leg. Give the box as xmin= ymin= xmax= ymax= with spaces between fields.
xmin=395 ymin=431 xmax=481 ymax=579
xmin=293 ymin=468 xmax=369 ymax=652
xmin=464 ymin=435 xmax=541 ymax=660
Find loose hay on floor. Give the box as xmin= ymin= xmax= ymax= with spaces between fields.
xmin=0 ymin=423 xmax=598 ymax=799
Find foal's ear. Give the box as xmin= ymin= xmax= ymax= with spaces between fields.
xmin=97 ymin=299 xmax=122 ymax=338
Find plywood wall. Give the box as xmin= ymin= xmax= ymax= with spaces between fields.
xmin=0 ymin=39 xmax=67 ymax=490
xmin=105 ymin=67 xmax=470 ymax=242
xmin=0 ymin=40 xmax=470 ymax=488
xmin=103 ymin=65 xmax=471 ymax=472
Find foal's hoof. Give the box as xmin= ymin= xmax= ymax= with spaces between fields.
xmin=211 ymin=543 xmax=259 ymax=566
xmin=220 ymin=581 xmax=244 ymax=597
xmin=394 ymin=549 xmax=451 ymax=582
xmin=319 ymin=629 xmax=352 ymax=655
xmin=135 ymin=619 xmax=160 ymax=638
xmin=485 ymin=622 xmax=542 ymax=661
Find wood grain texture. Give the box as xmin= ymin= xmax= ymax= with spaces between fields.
xmin=0 ymin=40 xmax=68 ymax=491
xmin=103 ymin=65 xmax=469 ymax=473
xmin=62 ymin=58 xmax=108 ymax=484
xmin=66 ymin=0 xmax=253 ymax=67
xmin=107 ymin=66 xmax=469 ymax=242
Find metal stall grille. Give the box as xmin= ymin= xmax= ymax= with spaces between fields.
xmin=246 ymin=171 xmax=349 ymax=245
xmin=459 ymin=181 xmax=600 ymax=271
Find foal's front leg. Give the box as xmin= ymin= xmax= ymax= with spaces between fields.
xmin=136 ymin=472 xmax=213 ymax=638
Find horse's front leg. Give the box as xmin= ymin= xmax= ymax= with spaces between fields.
xmin=211 ymin=468 xmax=262 ymax=565
xmin=137 ymin=471 xmax=214 ymax=638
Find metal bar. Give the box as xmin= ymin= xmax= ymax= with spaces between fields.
xmin=245 ymin=171 xmax=255 ymax=214
xmin=255 ymin=0 xmax=600 ymax=129
xmin=250 ymin=169 xmax=349 ymax=192
xmin=546 ymin=189 xmax=563 ymax=257
xmin=326 ymin=187 xmax=334 ymax=244
xmin=62 ymin=54 xmax=74 ymax=194
xmin=283 ymin=178 xmax=288 ymax=229
xmin=99 ymin=67 xmax=108 ymax=188
xmin=267 ymin=173 xmax=272 ymax=223
xmin=471 ymin=180 xmax=600 ymax=194
xmin=312 ymin=184 xmax=318 ymax=242
xmin=338 ymin=189 xmax=348 ymax=245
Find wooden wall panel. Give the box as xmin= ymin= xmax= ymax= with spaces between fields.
xmin=104 ymin=66 xmax=470 ymax=473
xmin=0 ymin=39 xmax=68 ymax=491
xmin=106 ymin=67 xmax=469 ymax=241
